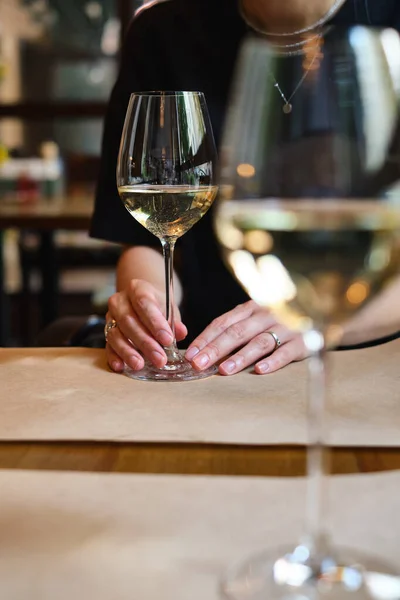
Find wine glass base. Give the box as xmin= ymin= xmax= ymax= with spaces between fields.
xmin=221 ymin=545 xmax=400 ymax=600
xmin=123 ymin=351 xmax=218 ymax=382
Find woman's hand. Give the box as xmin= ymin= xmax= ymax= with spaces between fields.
xmin=105 ymin=279 xmax=187 ymax=373
xmin=185 ymin=300 xmax=308 ymax=375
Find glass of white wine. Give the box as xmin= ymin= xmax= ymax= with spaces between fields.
xmin=117 ymin=91 xmax=218 ymax=381
xmin=214 ymin=27 xmax=400 ymax=600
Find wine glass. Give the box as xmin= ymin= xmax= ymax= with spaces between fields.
xmin=214 ymin=27 xmax=400 ymax=599
xmin=117 ymin=91 xmax=218 ymax=381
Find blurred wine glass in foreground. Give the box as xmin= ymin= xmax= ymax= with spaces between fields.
xmin=215 ymin=26 xmax=400 ymax=600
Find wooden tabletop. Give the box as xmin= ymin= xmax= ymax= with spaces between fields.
xmin=0 ymin=196 xmax=93 ymax=230
xmin=0 ymin=441 xmax=399 ymax=476
xmin=1 ymin=344 xmax=400 ymax=476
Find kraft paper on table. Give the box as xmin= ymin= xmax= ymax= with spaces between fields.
xmin=0 ymin=339 xmax=399 ymax=445
xmin=0 ymin=468 xmax=399 ymax=600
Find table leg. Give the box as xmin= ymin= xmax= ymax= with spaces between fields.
xmin=0 ymin=230 xmax=10 ymax=346
xmin=39 ymin=231 xmax=59 ymax=329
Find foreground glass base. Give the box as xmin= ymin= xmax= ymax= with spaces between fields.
xmin=221 ymin=545 xmax=400 ymax=600
xmin=124 ymin=350 xmax=218 ymax=382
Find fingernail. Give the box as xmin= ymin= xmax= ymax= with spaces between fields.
xmin=221 ymin=360 xmax=236 ymax=374
xmin=151 ymin=350 xmax=166 ymax=367
xmin=157 ymin=329 xmax=173 ymax=346
xmin=112 ymin=360 xmax=123 ymax=372
xmin=129 ymin=356 xmax=140 ymax=370
xmin=257 ymin=362 xmax=270 ymax=374
xmin=193 ymin=354 xmax=209 ymax=369
xmin=186 ymin=346 xmax=200 ymax=361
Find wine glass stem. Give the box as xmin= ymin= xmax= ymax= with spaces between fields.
xmin=303 ymin=334 xmax=330 ymax=555
xmin=161 ymin=238 xmax=181 ymax=362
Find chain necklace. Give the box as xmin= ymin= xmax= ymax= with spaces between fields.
xmin=271 ymin=37 xmax=322 ymax=113
xmin=262 ymin=30 xmax=325 ymax=57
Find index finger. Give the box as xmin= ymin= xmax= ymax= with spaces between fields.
xmin=185 ymin=301 xmax=258 ymax=360
xmin=128 ymin=280 xmax=174 ymax=347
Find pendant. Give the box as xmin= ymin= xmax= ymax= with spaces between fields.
xmin=283 ymin=103 xmax=292 ymax=114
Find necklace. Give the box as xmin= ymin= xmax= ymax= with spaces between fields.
xmin=271 ymin=36 xmax=322 ymax=113
xmin=261 ymin=30 xmax=326 ymax=57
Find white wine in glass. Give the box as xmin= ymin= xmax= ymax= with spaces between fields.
xmin=118 ymin=185 xmax=217 ymax=239
xmin=117 ymin=91 xmax=218 ymax=381
xmin=215 ymin=199 xmax=400 ymax=339
xmin=215 ymin=26 xmax=400 ymax=600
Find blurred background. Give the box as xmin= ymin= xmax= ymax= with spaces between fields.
xmin=0 ymin=0 xmax=150 ymax=347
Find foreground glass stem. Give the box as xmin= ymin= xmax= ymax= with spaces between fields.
xmin=303 ymin=331 xmax=330 ymax=556
xmin=161 ymin=237 xmax=182 ymax=364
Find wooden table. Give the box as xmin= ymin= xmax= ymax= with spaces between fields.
xmin=0 ymin=196 xmax=93 ymax=345
xmin=0 ymin=441 xmax=399 ymax=476
xmin=1 ymin=342 xmax=400 ymax=477
xmin=0 ymin=196 xmax=93 ymax=230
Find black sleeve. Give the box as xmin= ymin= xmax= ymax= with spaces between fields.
xmin=394 ymin=3 xmax=400 ymax=30
xmin=332 ymin=0 xmax=400 ymax=29
xmin=369 ymin=0 xmax=400 ymax=29
xmin=337 ymin=330 xmax=400 ymax=351
xmin=89 ymin=7 xmax=173 ymax=247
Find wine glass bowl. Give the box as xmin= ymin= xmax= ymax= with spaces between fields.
xmin=215 ymin=197 xmax=400 ymax=346
xmin=214 ymin=26 xmax=400 ymax=600
xmin=117 ymin=91 xmax=219 ymax=381
xmin=215 ymin=26 xmax=400 ymax=344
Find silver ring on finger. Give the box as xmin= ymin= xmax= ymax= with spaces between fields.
xmin=104 ymin=318 xmax=118 ymax=342
xmin=267 ymin=330 xmax=281 ymax=352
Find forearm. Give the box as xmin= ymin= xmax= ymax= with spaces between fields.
xmin=340 ymin=276 xmax=400 ymax=346
xmin=116 ymin=246 xmax=183 ymax=305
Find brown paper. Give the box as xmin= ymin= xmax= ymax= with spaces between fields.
xmin=0 ymin=469 xmax=399 ymax=599
xmin=0 ymin=340 xmax=399 ymax=445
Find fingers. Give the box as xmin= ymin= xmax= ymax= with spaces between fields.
xmin=118 ymin=280 xmax=187 ymax=346
xmin=107 ymin=295 xmax=168 ymax=370
xmin=218 ymin=327 xmax=307 ymax=376
xmin=106 ymin=278 xmax=188 ymax=373
xmin=218 ymin=326 xmax=291 ymax=375
xmin=175 ymin=321 xmax=188 ymax=342
xmin=106 ymin=342 xmax=124 ymax=372
xmin=254 ymin=333 xmax=308 ymax=375
xmin=108 ymin=281 xmax=169 ymax=368
xmin=184 ymin=296 xmax=308 ymax=376
xmin=106 ymin=316 xmax=187 ymax=373
xmin=106 ymin=325 xmax=145 ymax=372
xmin=125 ymin=279 xmax=174 ymax=347
xmin=186 ymin=301 xmax=276 ymax=371
xmin=186 ymin=301 xmax=258 ymax=357
xmin=118 ymin=311 xmax=170 ymax=368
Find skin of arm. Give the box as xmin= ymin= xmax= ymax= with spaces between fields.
xmin=116 ymin=246 xmax=182 ymax=304
xmin=340 ymin=276 xmax=400 ymax=347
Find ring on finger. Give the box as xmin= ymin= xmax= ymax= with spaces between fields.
xmin=267 ymin=330 xmax=281 ymax=352
xmin=104 ymin=318 xmax=118 ymax=342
